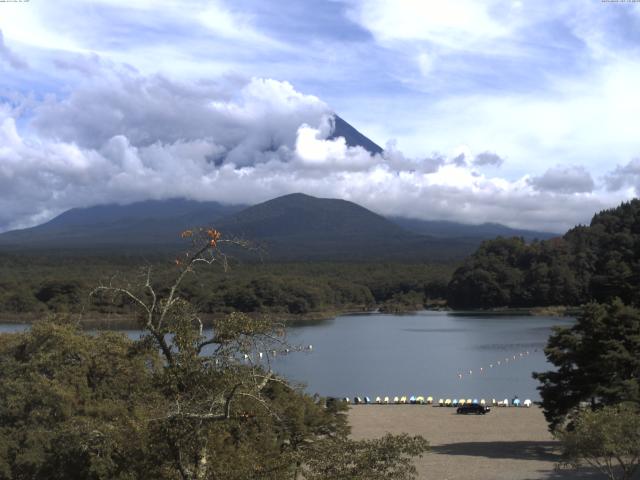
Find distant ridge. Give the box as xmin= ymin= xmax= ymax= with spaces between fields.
xmin=0 ymin=199 xmax=244 ymax=249
xmin=389 ymin=217 xmax=557 ymax=242
xmin=0 ymin=194 xmax=479 ymax=260
xmin=216 ymin=193 xmax=404 ymax=239
xmin=214 ymin=193 xmax=475 ymax=261
xmin=0 ymin=193 xmax=556 ymax=261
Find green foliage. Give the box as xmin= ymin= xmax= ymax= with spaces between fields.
xmin=0 ymin=254 xmax=453 ymax=320
xmin=302 ymin=434 xmax=429 ymax=480
xmin=0 ymin=319 xmax=163 ymax=480
xmin=533 ymin=300 xmax=640 ymax=430
xmin=556 ymin=403 xmax=640 ymax=480
xmin=448 ymin=199 xmax=640 ymax=309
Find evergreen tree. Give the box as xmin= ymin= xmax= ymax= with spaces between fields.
xmin=533 ymin=300 xmax=640 ymax=430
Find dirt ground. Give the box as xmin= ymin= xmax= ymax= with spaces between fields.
xmin=348 ymin=405 xmax=613 ymax=480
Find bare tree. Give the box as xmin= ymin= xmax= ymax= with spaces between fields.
xmin=91 ymin=228 xmax=289 ymax=480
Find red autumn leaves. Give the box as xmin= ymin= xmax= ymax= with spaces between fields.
xmin=176 ymin=228 xmax=222 ymax=265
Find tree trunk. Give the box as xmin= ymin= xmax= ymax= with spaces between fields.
xmin=195 ymin=445 xmax=209 ymax=480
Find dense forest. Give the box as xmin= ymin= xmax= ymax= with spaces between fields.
xmin=4 ymin=199 xmax=640 ymax=319
xmin=448 ymin=199 xmax=640 ymax=309
xmin=0 ymin=254 xmax=452 ymax=323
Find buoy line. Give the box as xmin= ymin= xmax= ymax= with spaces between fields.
xmin=337 ymin=396 xmax=533 ymax=408
xmin=454 ymin=348 xmax=540 ymax=381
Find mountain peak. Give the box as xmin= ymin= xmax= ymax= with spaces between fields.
xmin=329 ymin=115 xmax=383 ymax=155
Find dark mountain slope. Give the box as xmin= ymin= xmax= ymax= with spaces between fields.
xmin=0 ymin=199 xmax=244 ymax=249
xmin=0 ymin=194 xmax=478 ymax=261
xmin=390 ymin=217 xmax=557 ymax=242
xmin=214 ymin=193 xmax=476 ymax=261
xmin=216 ymin=193 xmax=405 ymax=239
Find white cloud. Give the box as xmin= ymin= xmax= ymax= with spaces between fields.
xmin=0 ymin=30 xmax=28 ymax=69
xmin=473 ymin=152 xmax=504 ymax=167
xmin=375 ymin=57 xmax=640 ymax=181
xmin=345 ymin=0 xmax=515 ymax=50
xmin=1 ymin=1 xmax=638 ymax=235
xmin=605 ymin=158 xmax=640 ymax=194
xmin=0 ymin=78 xmax=627 ymax=235
xmin=417 ymin=52 xmax=434 ymax=77
xmin=529 ymin=165 xmax=595 ymax=194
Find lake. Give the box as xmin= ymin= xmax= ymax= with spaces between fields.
xmin=0 ymin=310 xmax=572 ymax=401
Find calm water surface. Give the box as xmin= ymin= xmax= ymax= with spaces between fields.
xmin=273 ymin=311 xmax=572 ymax=401
xmin=0 ymin=311 xmax=572 ymax=401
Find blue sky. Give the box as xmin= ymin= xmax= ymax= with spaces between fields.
xmin=0 ymin=0 xmax=639 ymax=232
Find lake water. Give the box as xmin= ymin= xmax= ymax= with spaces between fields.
xmin=0 ymin=311 xmax=572 ymax=401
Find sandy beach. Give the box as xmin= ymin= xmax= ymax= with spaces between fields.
xmin=349 ymin=405 xmax=612 ymax=480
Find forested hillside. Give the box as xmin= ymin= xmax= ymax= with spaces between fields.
xmin=0 ymin=255 xmax=452 ymax=322
xmin=448 ymin=200 xmax=640 ymax=309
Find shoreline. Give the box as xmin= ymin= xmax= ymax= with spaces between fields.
xmin=0 ymin=304 xmax=578 ymax=329
xmin=0 ymin=307 xmax=377 ymax=329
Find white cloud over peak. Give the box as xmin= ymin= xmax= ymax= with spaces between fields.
xmin=1 ymin=0 xmax=639 ymax=236
xmin=0 ymin=71 xmax=625 ymax=235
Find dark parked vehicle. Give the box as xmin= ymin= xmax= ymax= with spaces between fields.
xmin=456 ymin=404 xmax=491 ymax=415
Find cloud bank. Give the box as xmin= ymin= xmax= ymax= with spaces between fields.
xmin=0 ymin=64 xmax=631 ymax=234
xmin=0 ymin=1 xmax=639 ymax=235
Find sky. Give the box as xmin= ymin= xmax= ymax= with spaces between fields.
xmin=0 ymin=0 xmax=639 ymax=233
